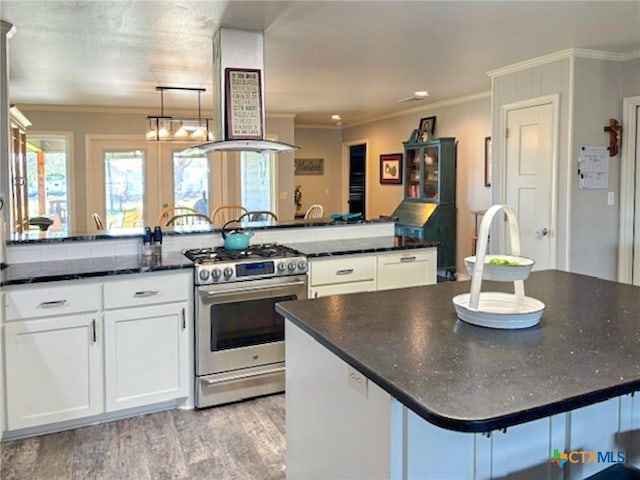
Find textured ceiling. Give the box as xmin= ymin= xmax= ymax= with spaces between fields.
xmin=2 ymin=1 xmax=640 ymax=125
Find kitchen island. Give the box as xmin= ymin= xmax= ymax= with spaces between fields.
xmin=276 ymin=270 xmax=640 ymax=479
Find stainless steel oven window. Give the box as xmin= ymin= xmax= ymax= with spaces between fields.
xmin=209 ymin=294 xmax=295 ymax=351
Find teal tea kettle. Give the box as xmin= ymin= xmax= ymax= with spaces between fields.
xmin=221 ymin=219 xmax=255 ymax=250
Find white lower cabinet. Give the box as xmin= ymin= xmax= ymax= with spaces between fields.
xmin=2 ymin=271 xmax=192 ymax=435
xmin=308 ymin=248 xmax=437 ymax=298
xmin=5 ymin=314 xmax=103 ymax=430
xmin=105 ymin=303 xmax=189 ymax=411
xmin=376 ymin=248 xmax=436 ymax=290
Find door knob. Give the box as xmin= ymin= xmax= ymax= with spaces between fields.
xmin=536 ymin=227 xmax=548 ymax=237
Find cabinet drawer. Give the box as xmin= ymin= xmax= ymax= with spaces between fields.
xmin=104 ymin=272 xmax=190 ymax=309
xmin=5 ymin=283 xmax=101 ymax=320
xmin=377 ymin=249 xmax=436 ymax=290
xmin=309 ymin=256 xmax=376 ymax=287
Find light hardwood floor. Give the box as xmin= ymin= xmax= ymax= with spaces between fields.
xmin=0 ymin=393 xmax=286 ymax=480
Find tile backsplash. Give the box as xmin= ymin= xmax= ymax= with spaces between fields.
xmin=6 ymin=223 xmax=394 ymax=264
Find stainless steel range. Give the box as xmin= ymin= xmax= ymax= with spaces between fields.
xmin=184 ymin=244 xmax=307 ymax=408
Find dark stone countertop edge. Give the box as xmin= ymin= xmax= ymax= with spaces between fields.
xmin=8 ymin=219 xmax=392 ymax=244
xmin=1 ymin=260 xmax=193 ymax=287
xmin=301 ymin=242 xmax=438 ymax=258
xmin=276 ymin=303 xmax=640 ymax=434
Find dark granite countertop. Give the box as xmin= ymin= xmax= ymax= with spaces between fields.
xmin=285 ymin=237 xmax=437 ymax=257
xmin=9 ymin=218 xmax=391 ymax=244
xmin=1 ymin=252 xmax=193 ymax=286
xmin=276 ymin=270 xmax=640 ymax=433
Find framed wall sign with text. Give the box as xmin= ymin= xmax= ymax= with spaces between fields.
xmin=225 ymin=68 xmax=264 ymax=140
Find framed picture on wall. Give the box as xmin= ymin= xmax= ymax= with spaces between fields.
xmin=484 ymin=136 xmax=492 ymax=187
xmin=380 ymin=153 xmax=402 ymax=184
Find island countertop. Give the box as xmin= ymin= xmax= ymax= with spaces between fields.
xmin=275 ymin=270 xmax=640 ymax=433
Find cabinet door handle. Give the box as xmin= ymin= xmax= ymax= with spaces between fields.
xmin=400 ymin=256 xmax=417 ymax=262
xmin=134 ymin=290 xmax=159 ymax=298
xmin=91 ymin=319 xmax=97 ymax=344
xmin=336 ymin=269 xmax=354 ymax=276
xmin=181 ymin=307 xmax=186 ymax=330
xmin=37 ymin=299 xmax=68 ymax=309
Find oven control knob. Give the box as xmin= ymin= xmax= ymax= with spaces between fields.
xmin=277 ymin=263 xmax=287 ymax=272
xmin=199 ymin=269 xmax=210 ymax=282
xmin=288 ymin=261 xmax=296 ymax=272
xmin=223 ymin=267 xmax=233 ymax=278
xmin=297 ymin=260 xmax=307 ymax=271
xmin=211 ymin=268 xmax=221 ymax=280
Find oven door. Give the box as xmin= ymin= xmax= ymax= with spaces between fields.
xmin=196 ymin=274 xmax=307 ymax=376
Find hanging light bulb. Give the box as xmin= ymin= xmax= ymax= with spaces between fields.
xmin=146 ymin=87 xmax=212 ymax=142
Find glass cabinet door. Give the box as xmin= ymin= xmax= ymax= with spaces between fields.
xmin=405 ymin=148 xmax=421 ymax=198
xmin=423 ymin=146 xmax=439 ymax=200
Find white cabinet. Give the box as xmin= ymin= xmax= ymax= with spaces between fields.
xmin=308 ymin=248 xmax=437 ymax=298
xmin=376 ymin=248 xmax=436 ymax=291
xmin=104 ymin=272 xmax=191 ymax=411
xmin=308 ymin=255 xmax=376 ymax=298
xmin=4 ymin=283 xmax=103 ymax=430
xmin=2 ymin=271 xmax=192 ymax=433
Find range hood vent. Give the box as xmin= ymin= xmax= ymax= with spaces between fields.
xmin=187 ymin=28 xmax=299 ymax=154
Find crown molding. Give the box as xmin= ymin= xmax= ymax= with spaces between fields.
xmin=344 ymin=91 xmax=491 ymax=128
xmin=295 ymin=124 xmax=343 ymax=130
xmin=487 ymin=48 xmax=640 ymax=78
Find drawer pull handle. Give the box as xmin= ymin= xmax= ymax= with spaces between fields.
xmin=336 ymin=269 xmax=354 ymax=276
xmin=204 ymin=366 xmax=285 ymax=385
xmin=134 ymin=290 xmax=159 ymax=298
xmin=400 ymin=256 xmax=417 ymax=262
xmin=91 ymin=319 xmax=97 ymax=344
xmin=37 ymin=299 xmax=68 ymax=308
xmin=181 ymin=308 xmax=186 ymax=330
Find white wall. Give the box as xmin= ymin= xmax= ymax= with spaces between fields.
xmin=342 ymin=94 xmax=492 ymax=274
xmin=570 ymin=57 xmax=625 ymax=280
xmin=491 ymin=52 xmax=640 ymax=280
xmin=491 ymin=57 xmax=572 ymax=270
xmin=294 ymin=126 xmax=343 ymax=215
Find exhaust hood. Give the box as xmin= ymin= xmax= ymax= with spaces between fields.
xmin=185 ymin=28 xmax=299 ymax=154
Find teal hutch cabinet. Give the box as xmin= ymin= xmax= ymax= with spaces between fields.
xmin=392 ymin=128 xmax=457 ymax=279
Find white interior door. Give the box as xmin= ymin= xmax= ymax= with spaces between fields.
xmin=505 ymin=102 xmax=554 ymax=270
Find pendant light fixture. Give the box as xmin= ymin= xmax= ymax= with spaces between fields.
xmin=146 ymin=86 xmax=212 ymax=142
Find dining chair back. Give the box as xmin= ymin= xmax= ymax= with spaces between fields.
xmin=92 ymin=213 xmax=105 ymax=230
xmin=237 ymin=210 xmax=278 ymax=222
xmin=304 ymin=204 xmax=324 ymax=219
xmin=158 ymin=206 xmax=197 ymax=226
xmin=210 ymin=205 xmax=248 ymax=225
xmin=165 ymin=213 xmax=213 ymax=226
xmin=121 ymin=209 xmax=143 ymax=228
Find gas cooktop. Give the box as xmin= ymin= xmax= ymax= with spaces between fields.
xmin=184 ymin=244 xmax=307 ymax=285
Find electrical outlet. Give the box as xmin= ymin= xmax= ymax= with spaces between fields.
xmin=279 ymin=191 xmax=288 ymax=200
xmin=347 ymin=366 xmax=368 ymax=398
xmin=607 ymin=192 xmax=615 ymax=205
xmin=324 ymin=188 xmax=329 ymax=196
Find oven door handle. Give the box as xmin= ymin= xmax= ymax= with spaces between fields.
xmin=204 ymin=366 xmax=285 ymax=385
xmin=203 ymin=280 xmax=306 ymax=297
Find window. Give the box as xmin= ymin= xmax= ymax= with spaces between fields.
xmin=104 ymin=150 xmax=144 ymax=229
xmin=173 ymin=150 xmax=209 ymax=215
xmin=241 ymin=151 xmax=275 ymax=212
xmin=25 ymin=135 xmax=70 ymax=232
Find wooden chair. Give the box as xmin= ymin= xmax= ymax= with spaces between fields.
xmin=210 ymin=205 xmax=248 ymax=225
xmin=304 ymin=204 xmax=324 ymax=219
xmin=237 ymin=210 xmax=278 ymax=222
xmin=158 ymin=206 xmax=197 ymax=226
xmin=121 ymin=209 xmax=143 ymax=228
xmin=92 ymin=213 xmax=105 ymax=230
xmin=165 ymin=213 xmax=213 ymax=226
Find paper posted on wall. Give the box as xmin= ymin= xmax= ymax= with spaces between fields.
xmin=577 ymin=146 xmax=609 ymax=189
